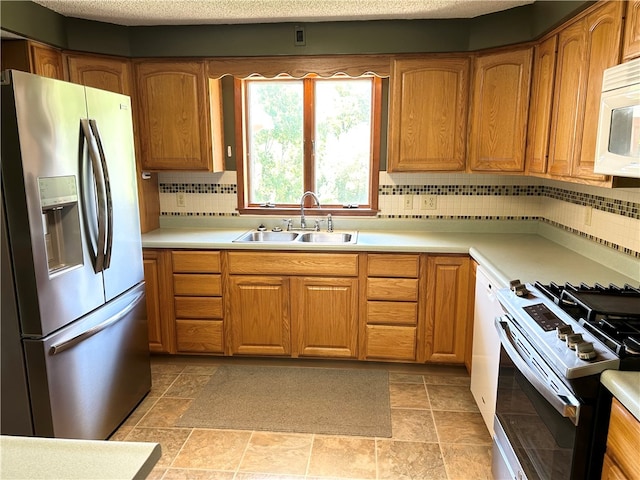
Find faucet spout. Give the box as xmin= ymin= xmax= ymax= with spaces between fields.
xmin=300 ymin=191 xmax=320 ymax=229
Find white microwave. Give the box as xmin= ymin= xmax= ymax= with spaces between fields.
xmin=594 ymin=57 xmax=640 ymax=178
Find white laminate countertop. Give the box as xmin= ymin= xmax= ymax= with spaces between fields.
xmin=0 ymin=436 xmax=161 ymax=479
xmin=142 ymin=227 xmax=640 ymax=287
xmin=600 ymin=371 xmax=640 ymax=421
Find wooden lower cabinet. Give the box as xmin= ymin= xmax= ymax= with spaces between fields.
xmin=143 ymin=249 xmax=176 ymax=353
xmin=228 ymin=276 xmax=291 ymax=356
xmin=172 ymin=250 xmax=224 ymax=354
xmin=363 ymin=254 xmax=423 ymax=362
xmin=602 ymin=398 xmax=640 ymax=480
xmin=425 ymin=255 xmax=472 ymax=364
xmin=292 ymin=276 xmax=358 ymax=358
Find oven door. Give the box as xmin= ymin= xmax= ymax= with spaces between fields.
xmin=493 ymin=315 xmax=586 ymax=480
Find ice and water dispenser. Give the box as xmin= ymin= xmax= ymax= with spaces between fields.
xmin=38 ymin=175 xmax=82 ymax=275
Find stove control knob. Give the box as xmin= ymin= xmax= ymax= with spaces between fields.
xmin=557 ymin=325 xmax=573 ymax=341
xmin=566 ymin=333 xmax=583 ymax=350
xmin=576 ymin=341 xmax=597 ymax=360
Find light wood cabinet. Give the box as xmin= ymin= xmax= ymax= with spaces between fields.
xmin=66 ymin=53 xmax=160 ymax=233
xmin=387 ymin=56 xmax=469 ymax=172
xmin=134 ymin=60 xmax=224 ymax=172
xmin=172 ymin=251 xmax=224 ymax=353
xmin=363 ymin=254 xmax=423 ymax=362
xmin=622 ymin=0 xmax=640 ymax=61
xmin=526 ymin=36 xmax=557 ymax=174
xmin=292 ymin=276 xmax=358 ymax=358
xmin=226 ymin=251 xmax=359 ymax=358
xmin=143 ymin=249 xmax=176 ymax=353
xmin=228 ymin=275 xmax=291 ymax=355
xmin=548 ymin=0 xmax=623 ymax=182
xmin=469 ymin=48 xmax=532 ymax=172
xmin=1 ymin=40 xmax=64 ymax=79
xmin=425 ymin=255 xmax=471 ymax=364
xmin=602 ymin=398 xmax=640 ymax=479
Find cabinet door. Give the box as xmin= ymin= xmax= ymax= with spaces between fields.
xmin=548 ymin=20 xmax=585 ymax=177
xmin=134 ymin=61 xmax=213 ymax=171
xmin=469 ymin=49 xmax=532 ymax=172
xmin=622 ymin=0 xmax=640 ymax=61
xmin=228 ymin=276 xmax=291 ymax=355
xmin=292 ymin=277 xmax=358 ymax=358
xmin=425 ymin=256 xmax=470 ymax=364
xmin=143 ymin=249 xmax=176 ymax=353
xmin=30 ymin=43 xmax=64 ymax=79
xmin=388 ymin=57 xmax=469 ymax=171
xmin=573 ymin=1 xmax=623 ymax=181
xmin=526 ymin=36 xmax=557 ymax=174
xmin=67 ymin=55 xmax=133 ymax=95
xmin=549 ymin=1 xmax=623 ymax=181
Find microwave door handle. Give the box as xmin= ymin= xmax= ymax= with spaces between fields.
xmin=80 ymin=119 xmax=107 ymax=273
xmin=495 ymin=316 xmax=581 ymax=426
xmin=89 ymin=119 xmax=113 ymax=269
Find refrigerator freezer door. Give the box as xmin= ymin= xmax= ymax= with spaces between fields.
xmin=23 ymin=282 xmax=151 ymax=440
xmin=84 ymin=87 xmax=143 ymax=301
xmin=1 ymin=70 xmax=105 ymax=337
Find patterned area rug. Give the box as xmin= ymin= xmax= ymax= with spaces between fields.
xmin=176 ymin=364 xmax=391 ymax=437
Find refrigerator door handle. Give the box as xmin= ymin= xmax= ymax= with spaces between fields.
xmin=49 ymin=290 xmax=145 ymax=355
xmin=89 ymin=119 xmax=113 ymax=270
xmin=80 ymin=119 xmax=108 ymax=273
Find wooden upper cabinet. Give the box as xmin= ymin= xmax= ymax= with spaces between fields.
xmin=548 ymin=1 xmax=623 ymax=181
xmin=526 ymin=36 xmax=557 ymax=174
xmin=1 ymin=40 xmax=64 ymax=80
xmin=387 ymin=56 xmax=469 ymax=172
xmin=623 ymin=0 xmax=640 ymax=61
xmin=469 ymin=48 xmax=533 ymax=172
xmin=134 ymin=60 xmax=223 ymax=171
xmin=575 ymin=1 xmax=624 ymax=181
xmin=66 ymin=54 xmax=133 ymax=95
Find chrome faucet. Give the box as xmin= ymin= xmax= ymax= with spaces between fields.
xmin=300 ymin=191 xmax=320 ymax=229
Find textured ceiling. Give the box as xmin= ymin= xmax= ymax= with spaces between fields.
xmin=32 ymin=0 xmax=535 ymax=26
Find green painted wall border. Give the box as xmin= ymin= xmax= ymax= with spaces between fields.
xmin=2 ymin=1 xmax=593 ymax=57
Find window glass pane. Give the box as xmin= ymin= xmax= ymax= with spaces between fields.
xmin=246 ymin=80 xmax=304 ymax=204
xmin=314 ymin=78 xmax=372 ymax=205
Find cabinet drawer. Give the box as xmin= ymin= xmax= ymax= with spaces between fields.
xmin=367 ymin=278 xmax=418 ymax=301
xmin=367 ymin=301 xmax=417 ymax=325
xmin=607 ymin=398 xmax=640 ymax=480
xmin=172 ymin=251 xmax=221 ymax=273
xmin=176 ymin=319 xmax=223 ymax=353
xmin=227 ymin=252 xmax=358 ymax=276
xmin=175 ymin=297 xmax=223 ymax=319
xmin=367 ymin=254 xmax=419 ymax=278
xmin=173 ymin=274 xmax=222 ymax=296
xmin=365 ymin=325 xmax=416 ymax=361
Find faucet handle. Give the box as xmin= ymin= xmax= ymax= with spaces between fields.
xmin=313 ymin=219 xmax=325 ymax=232
xmin=282 ymin=218 xmax=293 ymax=231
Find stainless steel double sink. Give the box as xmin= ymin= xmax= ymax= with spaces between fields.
xmin=233 ymin=230 xmax=358 ymax=244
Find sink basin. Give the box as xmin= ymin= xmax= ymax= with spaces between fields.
xmin=232 ymin=230 xmax=358 ymax=244
xmin=297 ymin=232 xmax=357 ymax=244
xmin=233 ymin=231 xmax=299 ymax=242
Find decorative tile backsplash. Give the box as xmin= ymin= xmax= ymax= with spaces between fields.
xmin=157 ymin=171 xmax=640 ymax=257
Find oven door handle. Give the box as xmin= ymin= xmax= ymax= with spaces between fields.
xmin=496 ymin=315 xmax=581 ymax=426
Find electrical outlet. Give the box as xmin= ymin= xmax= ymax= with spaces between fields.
xmin=421 ymin=195 xmax=437 ymax=210
xmin=404 ymin=195 xmax=414 ymax=210
xmin=176 ymin=192 xmax=186 ymax=208
xmin=584 ymin=206 xmax=592 ymax=226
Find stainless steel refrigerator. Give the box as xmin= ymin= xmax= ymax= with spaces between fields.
xmin=1 ymin=70 xmax=151 ymax=440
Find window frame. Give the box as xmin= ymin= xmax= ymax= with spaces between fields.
xmin=234 ymin=74 xmax=381 ymax=216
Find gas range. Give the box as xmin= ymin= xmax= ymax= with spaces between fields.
xmin=496 ymin=281 xmax=640 ymax=380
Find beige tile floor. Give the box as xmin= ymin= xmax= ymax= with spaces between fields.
xmin=110 ymin=356 xmax=492 ymax=480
